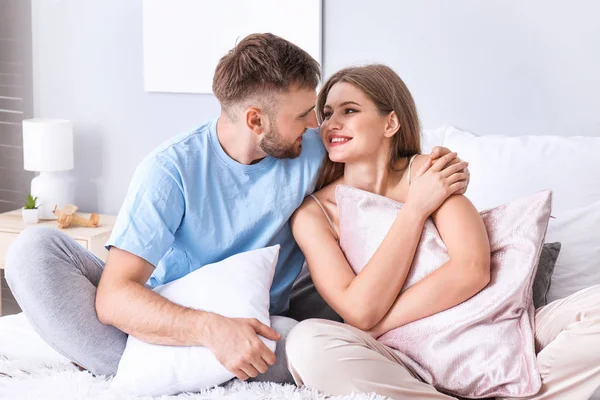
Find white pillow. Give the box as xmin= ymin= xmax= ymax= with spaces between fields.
xmin=111 ymin=245 xmax=280 ymax=397
xmin=422 ymin=125 xmax=600 ymax=302
xmin=432 ymin=126 xmax=600 ymax=213
xmin=420 ymin=125 xmax=448 ymax=154
xmin=545 ymin=201 xmax=600 ymax=302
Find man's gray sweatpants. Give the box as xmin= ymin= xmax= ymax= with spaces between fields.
xmin=4 ymin=225 xmax=298 ymax=382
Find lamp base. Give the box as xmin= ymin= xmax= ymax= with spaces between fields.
xmin=30 ymin=171 xmax=75 ymax=220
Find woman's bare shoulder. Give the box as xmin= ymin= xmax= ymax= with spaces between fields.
xmin=293 ymin=180 xmax=340 ymax=231
xmin=294 ymin=194 xmax=321 ymax=219
xmin=410 ymin=154 xmax=430 ymax=174
xmin=309 ymin=177 xmax=343 ymax=204
xmin=295 ymin=184 xmax=333 ymax=220
xmin=292 ymin=191 xmax=339 ymax=242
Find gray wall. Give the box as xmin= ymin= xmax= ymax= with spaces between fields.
xmin=31 ymin=0 xmax=600 ymax=215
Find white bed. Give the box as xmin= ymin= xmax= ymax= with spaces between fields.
xmin=3 ymin=1 xmax=600 ymax=397
xmin=2 ymin=125 xmax=600 ymax=399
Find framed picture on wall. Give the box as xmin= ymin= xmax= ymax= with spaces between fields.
xmin=142 ymin=0 xmax=322 ymax=94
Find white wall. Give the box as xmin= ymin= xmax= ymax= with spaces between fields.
xmin=32 ymin=0 xmax=600 ymax=214
xmin=323 ymin=0 xmax=600 ymax=138
xmin=32 ymin=0 xmax=220 ymax=213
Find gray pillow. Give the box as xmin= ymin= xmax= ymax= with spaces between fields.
xmin=533 ymin=242 xmax=562 ymax=309
xmin=287 ymin=262 xmax=342 ymax=322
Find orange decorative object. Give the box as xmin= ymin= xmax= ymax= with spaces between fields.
xmin=52 ymin=204 xmax=100 ymax=229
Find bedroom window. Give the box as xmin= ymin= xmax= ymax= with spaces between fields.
xmin=1 ymin=0 xmax=33 ymax=315
xmin=0 ymin=0 xmax=34 ymax=213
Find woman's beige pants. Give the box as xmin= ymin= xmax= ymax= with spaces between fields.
xmin=286 ymin=285 xmax=600 ymax=400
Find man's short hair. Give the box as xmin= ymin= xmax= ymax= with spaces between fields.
xmin=212 ymin=33 xmax=321 ymax=118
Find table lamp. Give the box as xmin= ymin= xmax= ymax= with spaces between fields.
xmin=22 ymin=118 xmax=75 ymax=220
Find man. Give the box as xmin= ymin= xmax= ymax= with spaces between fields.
xmin=5 ymin=33 xmax=468 ymax=383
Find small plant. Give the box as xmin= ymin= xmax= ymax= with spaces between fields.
xmin=24 ymin=194 xmax=39 ymax=210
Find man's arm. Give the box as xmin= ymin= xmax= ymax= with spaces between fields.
xmin=95 ymin=247 xmax=210 ymax=346
xmin=95 ymin=156 xmax=201 ymax=345
xmin=95 ymin=157 xmax=279 ymax=381
xmin=95 ymin=247 xmax=280 ymax=381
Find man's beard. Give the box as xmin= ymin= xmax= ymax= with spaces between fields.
xmin=260 ymin=127 xmax=302 ymax=159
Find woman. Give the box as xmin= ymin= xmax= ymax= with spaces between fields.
xmin=286 ymin=65 xmax=600 ymax=400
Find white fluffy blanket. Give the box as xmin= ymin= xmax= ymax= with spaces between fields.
xmin=0 ymin=313 xmax=385 ymax=400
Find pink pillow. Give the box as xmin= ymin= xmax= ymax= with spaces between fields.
xmin=336 ymin=185 xmax=551 ymax=398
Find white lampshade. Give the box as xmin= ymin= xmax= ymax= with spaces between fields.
xmin=22 ymin=118 xmax=75 ymax=220
xmin=22 ymin=118 xmax=74 ymax=172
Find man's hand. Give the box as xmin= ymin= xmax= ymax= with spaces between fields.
xmin=415 ymin=146 xmax=471 ymax=195
xmin=204 ymin=314 xmax=281 ymax=381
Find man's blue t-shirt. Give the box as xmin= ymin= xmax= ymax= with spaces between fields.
xmin=105 ymin=119 xmax=325 ymax=315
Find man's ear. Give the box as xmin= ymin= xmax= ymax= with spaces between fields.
xmin=245 ymin=107 xmax=265 ymax=135
xmin=383 ymin=111 xmax=400 ymax=138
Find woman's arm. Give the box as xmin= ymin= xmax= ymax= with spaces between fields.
xmin=291 ymin=152 xmax=467 ymax=331
xmin=291 ymin=198 xmax=427 ymax=331
xmin=368 ymin=194 xmax=491 ymax=338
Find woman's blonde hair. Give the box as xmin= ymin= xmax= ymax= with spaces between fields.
xmin=315 ymin=64 xmax=421 ymax=189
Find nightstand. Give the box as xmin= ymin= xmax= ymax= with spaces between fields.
xmin=0 ymin=209 xmax=117 ymax=314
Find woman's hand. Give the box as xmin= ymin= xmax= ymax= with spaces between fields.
xmin=405 ymin=152 xmax=469 ymax=218
xmin=416 ymin=146 xmax=471 ymax=195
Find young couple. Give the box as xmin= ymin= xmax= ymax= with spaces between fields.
xmin=6 ymin=33 xmax=600 ymax=399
